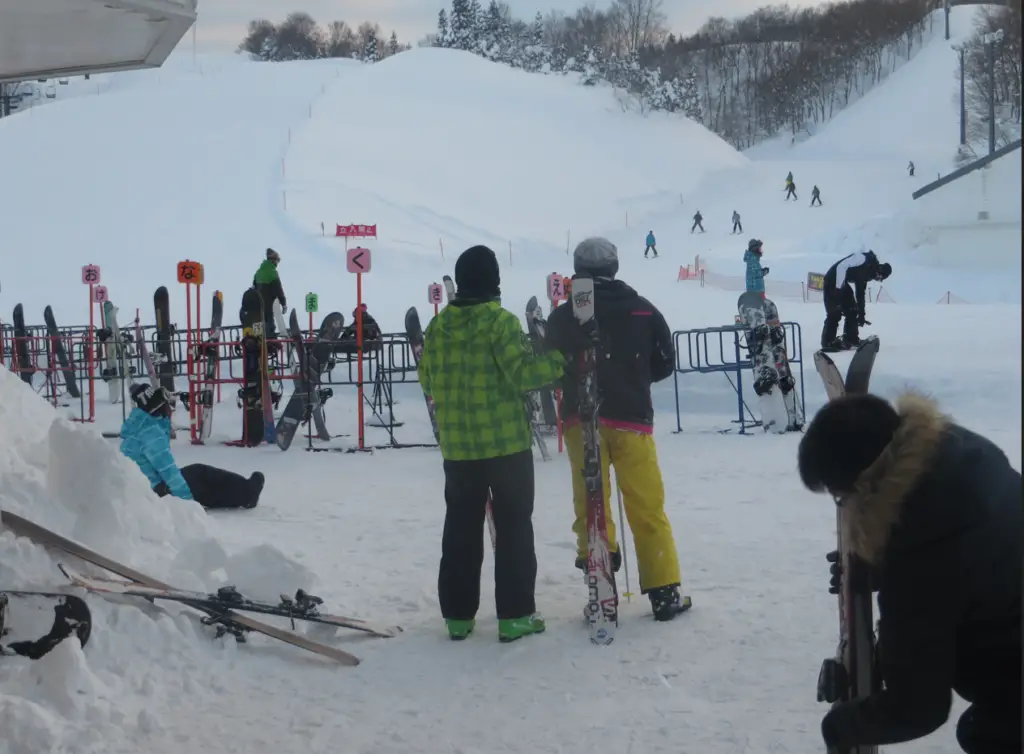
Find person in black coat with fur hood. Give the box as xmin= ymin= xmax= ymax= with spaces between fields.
xmin=799 ymin=392 xmax=1021 ymax=754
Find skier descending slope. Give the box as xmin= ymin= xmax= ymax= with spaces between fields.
xmin=121 ymin=385 xmax=265 ymax=510
xmin=545 ymin=238 xmax=691 ymax=622
xmin=799 ymin=393 xmax=1021 ymax=754
xmin=417 ymin=245 xmax=565 ymax=642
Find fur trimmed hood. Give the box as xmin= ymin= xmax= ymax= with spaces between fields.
xmin=844 ymin=393 xmax=951 ymax=564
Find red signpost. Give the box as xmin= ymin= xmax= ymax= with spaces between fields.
xmin=81 ymin=264 xmax=101 ymax=422
xmin=346 ymin=247 xmax=372 ymax=450
xmin=428 ymin=283 xmax=443 ymax=317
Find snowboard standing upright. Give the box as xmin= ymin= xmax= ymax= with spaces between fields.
xmin=571 ymin=275 xmax=618 ymax=645
xmin=814 ymin=336 xmax=881 ymax=754
xmin=11 ymin=304 xmax=33 ymax=385
xmin=275 ymin=309 xmax=330 ymax=450
xmin=405 ymin=307 xmax=440 ymax=443
xmin=238 ymin=288 xmax=268 ymax=447
xmin=525 ymin=296 xmax=559 ymax=427
xmin=736 ymin=292 xmax=788 ymax=433
xmin=43 ymin=306 xmax=81 ymax=399
xmin=195 ymin=291 xmax=224 ymax=443
xmin=763 ymin=297 xmax=803 ymax=431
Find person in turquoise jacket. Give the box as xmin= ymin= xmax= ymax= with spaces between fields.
xmin=120 ymin=384 xmax=264 ymax=509
xmin=744 ymin=238 xmax=769 ymax=294
xmin=644 ymin=231 xmax=658 ymax=259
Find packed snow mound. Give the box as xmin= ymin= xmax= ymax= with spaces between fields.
xmin=283 ymin=47 xmax=746 ymax=265
xmin=793 ymin=6 xmax=987 ymax=166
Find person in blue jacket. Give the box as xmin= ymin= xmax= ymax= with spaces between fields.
xmin=644 ymin=231 xmax=658 ymax=259
xmin=121 ymin=384 xmax=263 ymax=510
xmin=744 ymin=238 xmax=769 ymax=295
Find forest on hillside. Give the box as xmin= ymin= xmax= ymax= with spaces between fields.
xmin=238 ymin=0 xmax=1022 ymax=151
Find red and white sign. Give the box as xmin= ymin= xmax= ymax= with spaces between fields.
xmin=336 ymin=224 xmax=377 ymax=238
xmin=346 ymin=247 xmax=372 ymax=274
xmin=546 ymin=273 xmax=566 ymax=301
xmin=81 ymin=264 xmax=101 ymax=285
xmin=428 ymin=283 xmax=443 ymax=304
xmin=93 ymin=285 xmax=108 ymax=303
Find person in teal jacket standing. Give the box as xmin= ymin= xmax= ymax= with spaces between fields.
xmin=644 ymin=231 xmax=658 ymax=259
xmin=121 ymin=384 xmax=264 ymax=510
xmin=744 ymin=238 xmax=768 ymax=295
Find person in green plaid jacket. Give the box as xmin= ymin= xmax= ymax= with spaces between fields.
xmin=419 ymin=245 xmax=565 ymax=643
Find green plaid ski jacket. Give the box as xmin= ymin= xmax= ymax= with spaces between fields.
xmin=419 ymin=300 xmax=565 ymax=461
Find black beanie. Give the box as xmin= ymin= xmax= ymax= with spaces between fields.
xmin=798 ymin=394 xmax=901 ymax=496
xmin=454 ymin=245 xmax=500 ymax=300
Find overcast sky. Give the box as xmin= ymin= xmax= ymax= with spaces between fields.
xmin=190 ymin=0 xmax=828 ymax=53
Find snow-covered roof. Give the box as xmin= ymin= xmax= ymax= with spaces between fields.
xmin=0 ymin=0 xmax=196 ymax=84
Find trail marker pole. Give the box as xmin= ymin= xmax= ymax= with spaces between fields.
xmin=428 ymin=283 xmax=443 ymax=317
xmin=177 ymin=260 xmax=204 ymax=443
xmin=81 ymin=264 xmax=101 ymax=421
xmin=346 ymin=247 xmax=372 ymax=450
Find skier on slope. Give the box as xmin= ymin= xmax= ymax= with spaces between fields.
xmin=799 ymin=392 xmax=1021 ymax=754
xmin=418 ymin=245 xmax=565 ymax=643
xmin=785 ymin=178 xmax=798 ymax=201
xmin=544 ymin=238 xmax=690 ymax=621
xmin=732 ymin=210 xmax=742 ymax=234
xmin=820 ymin=250 xmax=892 ymax=350
xmin=744 ymin=238 xmax=768 ymax=295
xmin=691 ymin=210 xmax=704 ymax=233
xmin=120 ymin=384 xmax=264 ymax=510
xmin=810 ymin=185 xmax=822 ymax=206
xmin=252 ymin=248 xmax=287 ymax=345
xmin=644 ymin=230 xmax=658 ymax=259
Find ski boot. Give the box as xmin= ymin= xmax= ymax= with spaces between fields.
xmin=649 ymin=585 xmax=692 ymax=622
xmin=820 ymin=337 xmax=848 ymax=353
xmin=498 ymin=614 xmax=545 ymax=643
xmin=445 ymin=618 xmax=475 ymax=641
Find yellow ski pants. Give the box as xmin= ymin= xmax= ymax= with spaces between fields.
xmin=564 ymin=424 xmax=681 ymax=593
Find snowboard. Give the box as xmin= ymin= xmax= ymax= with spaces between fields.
xmin=736 ymin=292 xmax=788 ymax=433
xmin=11 ymin=304 xmax=33 ymax=385
xmin=99 ymin=301 xmax=133 ymax=405
xmin=238 ymin=288 xmax=267 ymax=447
xmin=195 ymin=291 xmax=224 ymax=443
xmin=134 ymin=312 xmax=158 ymax=385
xmin=0 ymin=509 xmax=359 ymax=665
xmin=523 ymin=296 xmax=552 ymax=461
xmin=405 ymin=307 xmax=440 ymax=444
xmin=43 ymin=306 xmax=81 ymax=399
xmin=0 ymin=591 xmax=92 ymax=659
xmin=275 ymin=309 xmax=329 ymax=450
xmin=152 ymin=287 xmax=175 ymax=393
xmin=60 ymin=566 xmax=401 ymax=639
xmin=813 ymin=336 xmax=881 ymax=754
xmin=570 ymin=275 xmax=618 ymax=645
xmin=762 ymin=297 xmax=803 ymax=431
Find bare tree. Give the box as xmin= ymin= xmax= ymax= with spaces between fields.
xmin=609 ymin=0 xmax=667 ymax=56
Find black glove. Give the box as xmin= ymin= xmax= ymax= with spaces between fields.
xmin=761 ymin=267 xmax=770 ymax=276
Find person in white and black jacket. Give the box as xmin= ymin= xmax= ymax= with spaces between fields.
xmin=821 ymin=250 xmax=891 ymax=350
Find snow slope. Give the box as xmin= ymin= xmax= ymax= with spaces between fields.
xmin=0 ymin=15 xmax=1020 ymax=754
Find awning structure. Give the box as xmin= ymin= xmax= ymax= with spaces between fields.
xmin=0 ymin=0 xmax=197 ymax=84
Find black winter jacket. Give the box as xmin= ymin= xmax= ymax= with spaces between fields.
xmin=823 ymin=251 xmax=881 ymax=315
xmin=822 ymin=394 xmax=1022 ymax=750
xmin=544 ymin=279 xmax=674 ymax=431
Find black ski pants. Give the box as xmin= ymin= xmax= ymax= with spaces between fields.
xmin=733 ymin=220 xmax=742 ymax=233
xmin=821 ymin=284 xmax=858 ymax=347
xmin=154 ymin=463 xmax=260 ymax=510
xmin=439 ymin=450 xmax=537 ymax=621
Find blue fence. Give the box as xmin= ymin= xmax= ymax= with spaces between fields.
xmin=672 ymin=323 xmax=805 ymax=434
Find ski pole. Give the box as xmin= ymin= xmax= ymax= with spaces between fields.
xmin=615 ymin=483 xmax=633 ymax=602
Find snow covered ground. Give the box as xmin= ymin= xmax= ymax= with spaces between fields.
xmin=0 ymin=5 xmax=1020 ymax=753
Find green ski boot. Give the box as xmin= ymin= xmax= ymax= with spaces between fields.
xmin=498 ymin=614 xmax=545 ymax=643
xmin=446 ymin=618 xmax=475 ymax=641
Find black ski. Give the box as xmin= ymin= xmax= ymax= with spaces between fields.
xmin=11 ymin=304 xmax=33 ymax=385
xmin=0 ymin=591 xmax=92 ymax=659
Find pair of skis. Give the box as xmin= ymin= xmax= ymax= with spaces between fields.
xmin=813 ymin=336 xmax=880 ymax=754
xmin=0 ymin=509 xmax=399 ymax=666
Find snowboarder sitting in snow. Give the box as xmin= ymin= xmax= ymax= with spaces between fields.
xmin=545 ymin=238 xmax=690 ymax=622
xmin=418 ymin=245 xmax=565 ymax=643
xmin=820 ymin=250 xmax=891 ymax=350
xmin=799 ymin=392 xmax=1021 ymax=754
xmin=744 ymin=238 xmax=768 ymax=295
xmin=120 ymin=384 xmax=263 ymax=510
xmin=644 ymin=230 xmax=658 ymax=259
xmin=253 ymin=248 xmax=287 ymax=345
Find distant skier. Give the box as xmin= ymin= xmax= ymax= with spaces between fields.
xmin=811 ymin=185 xmax=822 ymax=206
xmin=785 ymin=171 xmax=793 ymax=184
xmin=418 ymin=245 xmax=565 ymax=643
xmin=253 ymin=248 xmax=287 ymax=345
xmin=820 ymin=250 xmax=891 ymax=350
xmin=785 ymin=179 xmax=798 ymax=201
xmin=908 ymin=160 xmax=915 ymax=177
xmin=732 ymin=210 xmax=742 ymax=234
xmin=545 ymin=237 xmax=690 ymax=622
xmin=799 ymin=392 xmax=1021 ymax=754
xmin=644 ymin=230 xmax=658 ymax=259
xmin=744 ymin=239 xmax=768 ymax=295
xmin=691 ymin=210 xmax=704 ymax=233
xmin=120 ymin=384 xmax=263 ymax=510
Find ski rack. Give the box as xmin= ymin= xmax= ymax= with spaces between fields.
xmin=671 ymin=323 xmax=805 ymax=434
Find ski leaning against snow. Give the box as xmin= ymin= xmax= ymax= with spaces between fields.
xmin=0 ymin=591 xmax=92 ymax=660
xmin=813 ymin=335 xmax=880 ymax=754
xmin=570 ymin=275 xmax=618 ymax=645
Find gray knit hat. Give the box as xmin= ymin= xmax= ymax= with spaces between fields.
xmin=573 ymin=237 xmax=619 ymax=278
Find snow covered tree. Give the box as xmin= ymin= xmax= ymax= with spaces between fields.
xmin=388 ymin=31 xmax=400 ymax=56
xmin=522 ymin=12 xmax=547 ymax=72
xmin=681 ymin=67 xmax=703 ymax=122
xmin=436 ymin=9 xmax=450 ymax=47
xmin=449 ymin=0 xmax=478 ymax=51
xmin=363 ymin=33 xmax=379 ymax=62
